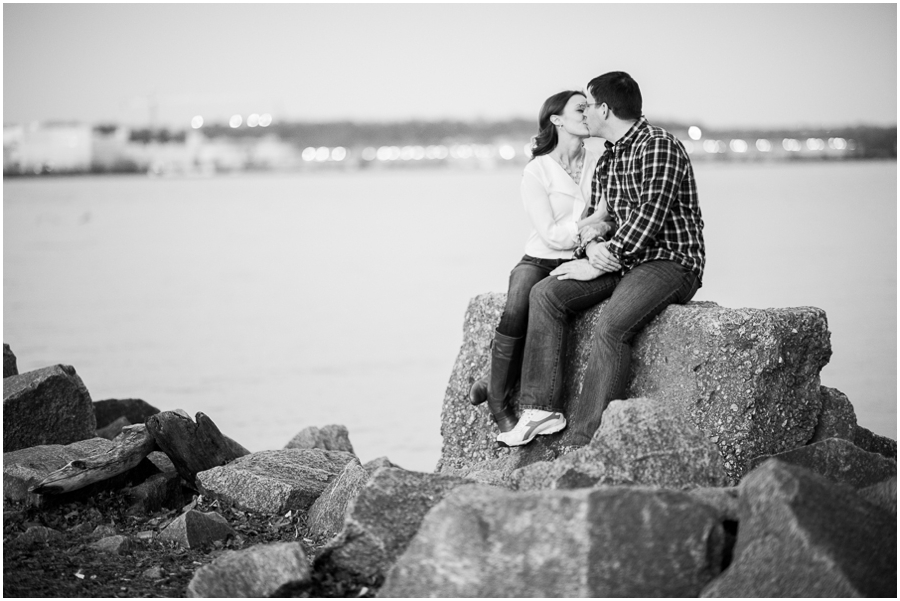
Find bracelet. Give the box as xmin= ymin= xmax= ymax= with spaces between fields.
xmin=574 ymin=234 xmax=606 ymax=260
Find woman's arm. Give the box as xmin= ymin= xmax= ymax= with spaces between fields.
xmin=521 ymin=172 xmax=579 ymax=250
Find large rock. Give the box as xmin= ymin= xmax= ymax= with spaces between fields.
xmin=853 ymin=424 xmax=897 ymax=461
xmin=3 ymin=364 xmax=97 ymax=452
xmin=701 ymin=460 xmax=896 ymax=597
xmin=809 ymin=386 xmax=857 ymax=443
xmin=512 ymin=398 xmax=728 ymax=491
xmin=96 ymin=416 xmax=131 ymax=440
xmin=158 ymin=510 xmax=235 ymax=549
xmin=307 ymin=459 xmax=369 ymax=542
xmin=4 ymin=438 xmax=114 ymax=505
xmin=858 ymin=476 xmax=896 ymax=515
xmin=93 ymin=398 xmax=160 ymax=429
xmin=380 ymin=484 xmax=725 ymax=597
xmin=749 ymin=437 xmax=896 ymax=489
xmin=315 ymin=468 xmax=472 ymax=580
xmin=285 ymin=424 xmax=355 ymax=454
xmin=186 ymin=542 xmax=310 ymax=597
xmin=3 ymin=343 xmax=17 ymax=377
xmin=440 ymin=295 xmax=831 ymax=484
xmin=195 ymin=449 xmax=356 ymax=514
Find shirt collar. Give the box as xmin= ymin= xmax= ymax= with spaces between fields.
xmin=603 ymin=115 xmax=648 ymax=154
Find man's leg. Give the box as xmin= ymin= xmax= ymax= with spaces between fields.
xmin=566 ymin=260 xmax=700 ymax=445
xmin=517 ymin=271 xmax=621 ymax=413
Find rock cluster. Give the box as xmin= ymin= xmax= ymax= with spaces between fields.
xmin=4 ymin=285 xmax=897 ymax=599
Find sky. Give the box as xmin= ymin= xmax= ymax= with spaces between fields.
xmin=3 ymin=2 xmax=897 ymax=130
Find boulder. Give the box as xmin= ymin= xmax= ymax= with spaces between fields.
xmin=363 ymin=456 xmax=401 ymax=473
xmin=96 ymin=416 xmax=131 ymax=440
xmin=440 ymin=295 xmax=831 ymax=484
xmin=809 ymin=386 xmax=857 ymax=443
xmin=285 ymin=424 xmax=355 ymax=454
xmin=89 ymin=535 xmax=133 ymax=554
xmin=186 ymin=542 xmax=310 ymax=598
xmin=512 ymin=398 xmax=729 ymax=491
xmin=380 ymin=484 xmax=725 ymax=598
xmin=3 ymin=438 xmax=114 ymax=505
xmin=701 ymin=460 xmax=896 ymax=597
xmin=749 ymin=437 xmax=896 ymax=489
xmin=687 ymin=486 xmax=741 ymax=522
xmin=195 ymin=449 xmax=356 ymax=514
xmin=3 ymin=343 xmax=17 ymax=377
xmin=16 ymin=525 xmax=64 ymax=545
xmin=307 ymin=459 xmax=369 ymax=542
xmin=158 ymin=510 xmax=235 ymax=549
xmin=93 ymin=398 xmax=160 ymax=429
xmin=853 ymin=424 xmax=897 ymax=461
xmin=3 ymin=364 xmax=97 ymax=452
xmin=857 ymin=476 xmax=896 ymax=515
xmin=315 ymin=468 xmax=472 ymax=580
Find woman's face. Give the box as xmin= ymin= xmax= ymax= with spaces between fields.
xmin=555 ymin=94 xmax=590 ymax=137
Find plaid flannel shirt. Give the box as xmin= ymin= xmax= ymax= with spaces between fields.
xmin=590 ymin=117 xmax=706 ymax=283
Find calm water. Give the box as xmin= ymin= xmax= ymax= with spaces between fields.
xmin=4 ymin=161 xmax=896 ymax=471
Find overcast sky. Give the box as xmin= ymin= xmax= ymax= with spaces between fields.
xmin=3 ymin=3 xmax=897 ymax=129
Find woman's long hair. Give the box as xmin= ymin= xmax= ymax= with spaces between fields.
xmin=530 ymin=90 xmax=585 ymax=159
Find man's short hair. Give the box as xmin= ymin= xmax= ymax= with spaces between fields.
xmin=587 ymin=72 xmax=642 ymax=120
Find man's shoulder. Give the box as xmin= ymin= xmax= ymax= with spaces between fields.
xmin=635 ymin=121 xmax=679 ymax=145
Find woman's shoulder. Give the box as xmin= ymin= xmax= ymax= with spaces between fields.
xmin=522 ymin=154 xmax=553 ymax=179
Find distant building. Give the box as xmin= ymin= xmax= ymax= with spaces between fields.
xmin=3 ymin=122 xmax=92 ymax=173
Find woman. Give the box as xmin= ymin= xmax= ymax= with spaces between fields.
xmin=469 ymin=90 xmax=614 ymax=436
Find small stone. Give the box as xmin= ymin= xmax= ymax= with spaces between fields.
xmin=90 ymin=535 xmax=133 ymax=554
xmin=142 ymin=566 xmax=164 ymax=579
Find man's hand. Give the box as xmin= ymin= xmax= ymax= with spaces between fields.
xmin=550 ymin=259 xmax=602 ymax=281
xmin=587 ymin=242 xmax=622 ymax=273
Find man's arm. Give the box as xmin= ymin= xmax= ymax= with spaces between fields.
xmin=606 ymin=136 xmax=686 ymax=263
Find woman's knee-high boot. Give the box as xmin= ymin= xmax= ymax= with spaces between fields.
xmin=467 ymin=330 xmax=522 ymax=432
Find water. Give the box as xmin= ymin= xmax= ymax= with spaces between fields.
xmin=4 ymin=162 xmax=896 ymax=471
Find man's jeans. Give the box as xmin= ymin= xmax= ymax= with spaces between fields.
xmin=518 ymin=260 xmax=700 ymax=445
xmin=497 ymin=255 xmax=572 ymax=339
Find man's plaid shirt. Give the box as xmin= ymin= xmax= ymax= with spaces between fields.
xmin=591 ymin=116 xmax=706 ymax=283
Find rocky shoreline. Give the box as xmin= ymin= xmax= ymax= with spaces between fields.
xmin=3 ymin=296 xmax=897 ymax=597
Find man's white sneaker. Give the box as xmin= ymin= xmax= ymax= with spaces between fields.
xmin=496 ymin=409 xmax=566 ymax=447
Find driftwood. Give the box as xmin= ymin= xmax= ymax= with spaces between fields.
xmin=29 ymin=424 xmax=159 ymax=495
xmin=146 ymin=410 xmax=250 ymax=488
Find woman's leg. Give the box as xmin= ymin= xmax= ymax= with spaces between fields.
xmin=471 ymin=256 xmax=562 ymax=432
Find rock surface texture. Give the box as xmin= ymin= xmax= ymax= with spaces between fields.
xmin=186 ymin=542 xmax=310 ymax=597
xmin=307 ymin=459 xmax=369 ymax=542
xmin=749 ymin=437 xmax=897 ymax=489
xmin=380 ymin=484 xmax=725 ymax=597
xmin=511 ymin=397 xmax=729 ymax=491
xmin=195 ymin=449 xmax=356 ymax=514
xmin=440 ymin=295 xmax=832 ymax=483
xmin=315 ymin=468 xmax=472 ymax=580
xmin=286 ymin=424 xmax=355 ymax=454
xmin=3 ymin=365 xmax=97 ymax=453
xmin=3 ymin=343 xmax=18 ymax=377
xmin=701 ymin=460 xmax=896 ymax=597
xmin=157 ymin=510 xmax=236 ymax=549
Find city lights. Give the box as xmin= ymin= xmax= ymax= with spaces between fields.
xmin=229 ymin=115 xmax=242 ymax=128
xmin=259 ymin=114 xmax=272 ymax=127
xmin=729 ymin=139 xmax=748 ymax=153
xmin=190 ymin=116 xmax=204 ymax=129
xmin=247 ymin=114 xmax=260 ymax=128
xmin=783 ymin=138 xmax=802 ymax=152
xmin=331 ymin=147 xmax=347 ymax=161
xmin=499 ymin=144 xmax=516 ymax=160
xmin=688 ymin=126 xmax=702 ymax=140
xmin=806 ymin=138 xmax=826 ymax=151
xmin=756 ymin=139 xmax=772 ymax=152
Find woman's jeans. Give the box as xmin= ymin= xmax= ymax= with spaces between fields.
xmin=518 ymin=260 xmax=700 ymax=445
xmin=497 ymin=255 xmax=572 ymax=339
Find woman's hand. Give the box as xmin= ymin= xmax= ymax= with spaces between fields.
xmin=579 ymin=225 xmax=600 ymax=242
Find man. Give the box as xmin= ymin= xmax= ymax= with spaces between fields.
xmin=498 ymin=71 xmax=706 ymax=447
